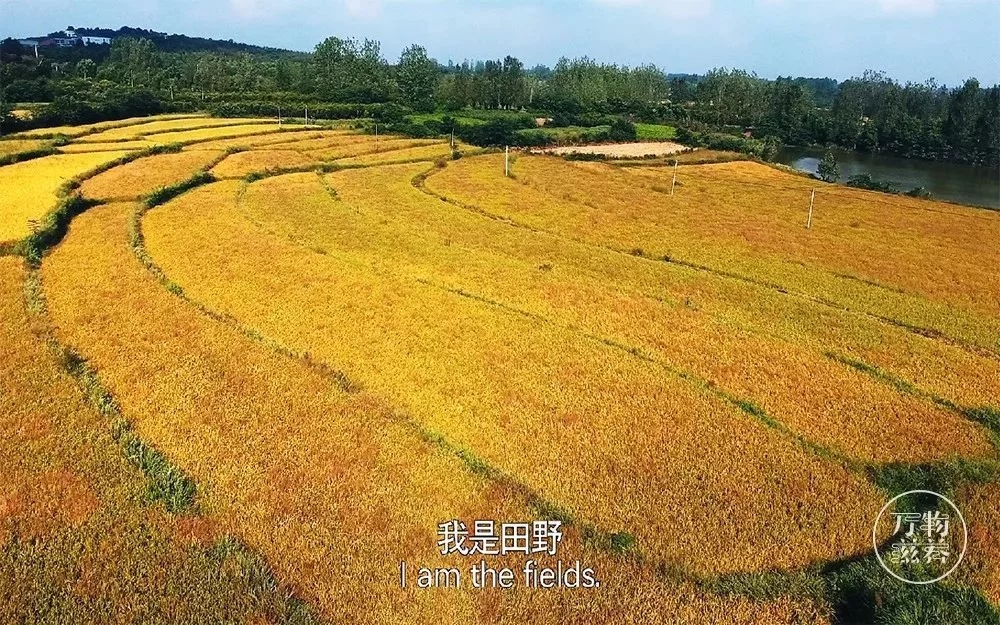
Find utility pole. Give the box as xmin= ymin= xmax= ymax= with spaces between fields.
xmin=807 ymin=189 xmax=816 ymax=229
xmin=505 ymin=146 xmax=510 ymax=177
xmin=670 ymin=159 xmax=678 ymax=196
xmin=278 ymin=105 xmax=282 ymax=127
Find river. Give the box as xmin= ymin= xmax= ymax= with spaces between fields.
xmin=775 ymin=146 xmax=1000 ymax=210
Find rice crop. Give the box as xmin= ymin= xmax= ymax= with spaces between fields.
xmin=79 ymin=117 xmax=274 ymax=143
xmin=335 ymin=141 xmax=469 ymax=166
xmin=0 ymin=139 xmax=47 ymax=157
xmin=182 ymin=129 xmax=339 ymax=152
xmin=426 ymin=155 xmax=1000 ymax=356
xmin=959 ymin=482 xmax=1000 ymax=606
xmin=0 ymin=257 xmax=304 ymax=623
xmin=0 ymin=151 xmax=131 ymax=244
xmin=144 ymin=124 xmax=283 ymax=145
xmin=10 ymin=114 xmax=207 ymax=139
xmin=143 ymin=178 xmax=886 ymax=578
xmin=9 ymin=120 xmax=998 ymax=622
xmin=59 ymin=140 xmax=158 ymax=153
xmin=309 ymin=137 xmax=442 ymax=161
xmin=211 ymin=149 xmax=321 ymax=178
xmin=287 ymin=163 xmax=990 ymax=464
xmin=79 ymin=150 xmax=224 ymax=201
xmin=39 ymin=200 xmax=835 ymax=623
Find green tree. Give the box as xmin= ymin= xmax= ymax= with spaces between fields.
xmin=608 ymin=118 xmax=637 ymax=142
xmin=313 ymin=36 xmax=389 ymax=102
xmin=817 ymin=149 xmax=841 ymax=182
xmin=75 ymin=58 xmax=96 ymax=81
xmin=397 ymin=45 xmax=437 ymax=112
xmin=105 ymin=37 xmax=159 ymax=88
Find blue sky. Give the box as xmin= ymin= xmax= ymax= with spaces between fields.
xmin=2 ymin=0 xmax=998 ymax=85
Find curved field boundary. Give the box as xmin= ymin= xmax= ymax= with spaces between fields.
xmin=415 ymin=161 xmax=1000 ymax=363
xmin=76 ymin=117 xmax=277 ymax=143
xmin=39 ymin=198 xmax=803 ymax=623
xmin=22 ymin=252 xmax=324 ymax=624
xmin=137 ymin=173 xmax=1000 ymax=621
xmin=218 ymin=168 xmax=995 ymax=479
xmin=144 ymin=177 xmax=889 ymax=575
xmin=0 ymin=257 xmax=324 ymax=624
xmin=7 ymin=113 xmax=208 ymax=140
xmin=131 ymin=184 xmax=636 ymax=556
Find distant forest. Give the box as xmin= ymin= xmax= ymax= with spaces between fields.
xmin=1 ymin=27 xmax=997 ymax=166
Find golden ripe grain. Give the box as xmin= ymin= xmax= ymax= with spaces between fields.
xmin=627 ymin=160 xmax=1000 ymax=313
xmin=143 ymin=178 xmax=885 ymax=577
xmin=183 ymin=129 xmax=339 ymax=151
xmin=59 ymin=140 xmax=157 ymax=153
xmin=959 ymin=482 xmax=1000 ymax=606
xmin=256 ymin=130 xmax=371 ymax=152
xmin=10 ymin=114 xmax=207 ymax=139
xmin=0 ymin=139 xmax=46 ymax=157
xmin=310 ymin=137 xmax=442 ymax=160
xmin=80 ymin=117 xmax=274 ymax=142
xmin=427 ymin=155 xmax=1000 ymax=356
xmin=0 ymin=257 xmax=296 ymax=623
xmin=146 ymin=124 xmax=283 ymax=145
xmin=335 ymin=141 xmax=467 ymax=166
xmin=279 ymin=163 xmax=988 ymax=464
xmin=40 ymin=198 xmax=833 ymax=623
xmin=79 ymin=150 xmax=224 ymax=201
xmin=211 ymin=149 xmax=321 ymax=178
xmin=0 ymin=151 xmax=131 ymax=243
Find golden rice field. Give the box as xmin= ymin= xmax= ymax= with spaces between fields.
xmin=0 ymin=257 xmax=311 ymax=623
xmin=335 ymin=141 xmax=474 ymax=166
xmin=80 ymin=150 xmax=225 ymax=201
xmin=1 ymin=117 xmax=998 ymax=624
xmin=0 ymin=138 xmax=46 ymax=156
xmin=210 ymin=149 xmax=321 ymax=178
xmin=144 ymin=123 xmax=284 ymax=145
xmin=11 ymin=113 xmax=206 ymax=139
xmin=182 ymin=128 xmax=346 ymax=152
xmin=0 ymin=151 xmax=131 ymax=243
xmin=78 ymin=116 xmax=273 ymax=143
xmin=59 ymin=140 xmax=159 ymax=153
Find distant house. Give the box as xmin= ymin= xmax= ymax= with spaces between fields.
xmin=37 ymin=36 xmax=76 ymax=47
xmin=35 ymin=30 xmax=112 ymax=48
xmin=17 ymin=39 xmax=39 ymax=47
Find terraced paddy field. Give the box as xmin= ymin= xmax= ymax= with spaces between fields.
xmin=1 ymin=116 xmax=998 ymax=624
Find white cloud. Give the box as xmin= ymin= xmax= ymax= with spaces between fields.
xmin=344 ymin=0 xmax=383 ymax=19
xmin=877 ymin=0 xmax=937 ymax=16
xmin=590 ymin=0 xmax=713 ymax=19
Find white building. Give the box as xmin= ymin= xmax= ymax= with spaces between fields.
xmin=60 ymin=29 xmax=112 ymax=46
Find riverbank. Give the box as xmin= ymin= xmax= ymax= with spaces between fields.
xmin=776 ymin=146 xmax=1000 ymax=209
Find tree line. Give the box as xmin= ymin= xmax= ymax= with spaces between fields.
xmin=1 ymin=35 xmax=997 ymax=165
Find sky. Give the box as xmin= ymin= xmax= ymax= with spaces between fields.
xmin=2 ymin=0 xmax=998 ymax=85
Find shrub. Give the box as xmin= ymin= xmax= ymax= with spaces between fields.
xmin=846 ymin=173 xmax=899 ymax=194
xmin=817 ymin=150 xmax=840 ymax=183
xmin=608 ymin=119 xmax=637 ymax=142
